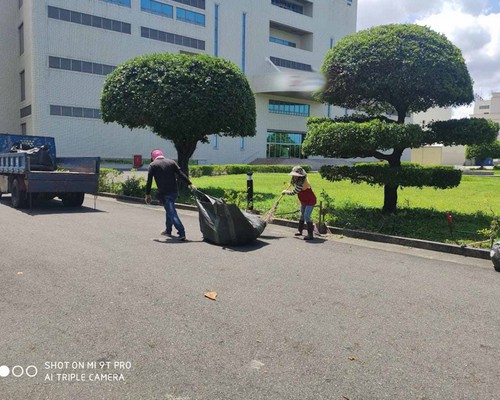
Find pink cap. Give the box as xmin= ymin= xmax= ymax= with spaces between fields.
xmin=151 ymin=149 xmax=164 ymax=160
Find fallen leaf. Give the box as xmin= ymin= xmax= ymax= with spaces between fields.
xmin=17 ymin=272 xmax=23 ymax=275
xmin=348 ymin=356 xmax=358 ymax=361
xmin=204 ymin=291 xmax=217 ymax=300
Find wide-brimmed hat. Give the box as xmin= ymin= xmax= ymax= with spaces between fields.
xmin=151 ymin=149 xmax=164 ymax=160
xmin=289 ymin=166 xmax=307 ymax=177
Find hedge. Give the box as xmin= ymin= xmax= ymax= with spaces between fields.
xmin=189 ymin=164 xmax=311 ymax=177
xmin=319 ymin=162 xmax=462 ymax=189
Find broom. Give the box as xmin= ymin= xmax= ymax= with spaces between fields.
xmin=262 ymin=184 xmax=291 ymax=223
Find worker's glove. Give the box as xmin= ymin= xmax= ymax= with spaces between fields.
xmin=144 ymin=194 xmax=152 ymax=204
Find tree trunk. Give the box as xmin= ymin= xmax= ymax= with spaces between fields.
xmin=174 ymin=140 xmax=197 ymax=188
xmin=381 ymin=148 xmax=403 ymax=214
xmin=382 ymin=183 xmax=398 ymax=214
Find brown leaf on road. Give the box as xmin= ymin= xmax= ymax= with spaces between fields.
xmin=204 ymin=291 xmax=217 ymax=301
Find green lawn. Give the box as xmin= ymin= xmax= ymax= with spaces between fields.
xmin=184 ymin=172 xmax=500 ymax=247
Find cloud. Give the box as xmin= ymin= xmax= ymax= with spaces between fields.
xmin=357 ymin=0 xmax=500 ymax=98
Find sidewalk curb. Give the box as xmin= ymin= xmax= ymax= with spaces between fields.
xmin=96 ymin=193 xmax=491 ymax=261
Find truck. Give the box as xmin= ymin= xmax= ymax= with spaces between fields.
xmin=0 ymin=133 xmax=100 ymax=208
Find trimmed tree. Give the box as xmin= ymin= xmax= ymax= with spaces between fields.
xmin=100 ymin=53 xmax=256 ymax=178
xmin=465 ymin=140 xmax=500 ymax=166
xmin=303 ymin=24 xmax=498 ymax=213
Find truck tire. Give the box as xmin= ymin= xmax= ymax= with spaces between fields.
xmin=11 ymin=178 xmax=27 ymax=209
xmin=61 ymin=192 xmax=85 ymax=207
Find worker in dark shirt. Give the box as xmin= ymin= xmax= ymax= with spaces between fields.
xmin=144 ymin=149 xmax=196 ymax=241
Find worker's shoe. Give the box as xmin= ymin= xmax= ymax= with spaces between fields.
xmin=176 ymin=234 xmax=186 ymax=241
xmin=294 ymin=219 xmax=305 ymax=236
xmin=304 ymin=222 xmax=314 ymax=241
xmin=160 ymin=230 xmax=172 ymax=237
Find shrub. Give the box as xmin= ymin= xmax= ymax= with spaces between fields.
xmin=99 ymin=168 xmax=122 ymax=193
xmin=121 ymin=173 xmax=145 ymax=197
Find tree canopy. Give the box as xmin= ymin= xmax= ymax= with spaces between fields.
xmin=305 ymin=24 xmax=495 ymax=213
xmin=318 ymin=24 xmax=473 ymax=124
xmin=101 ymin=53 xmax=256 ymax=176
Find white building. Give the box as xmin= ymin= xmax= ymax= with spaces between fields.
xmin=471 ymin=92 xmax=500 ymax=127
xmin=409 ymin=107 xmax=468 ymax=166
xmin=0 ymin=0 xmax=357 ymax=164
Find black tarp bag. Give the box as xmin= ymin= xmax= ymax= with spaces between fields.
xmin=10 ymin=143 xmax=55 ymax=171
xmin=195 ymin=190 xmax=266 ymax=245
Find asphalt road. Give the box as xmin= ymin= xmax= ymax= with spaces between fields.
xmin=0 ymin=195 xmax=498 ymax=400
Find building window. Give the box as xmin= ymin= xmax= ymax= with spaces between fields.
xmin=141 ymin=0 xmax=173 ymax=18
xmin=20 ymin=105 xmax=31 ymax=118
xmin=49 ymin=56 xmax=116 ymax=76
xmin=479 ymin=105 xmax=490 ymax=110
xmin=269 ymin=56 xmax=312 ymax=71
xmin=141 ymin=26 xmax=205 ymax=50
xmin=50 ymin=105 xmax=101 ymax=119
xmin=18 ymin=23 xmax=24 ymax=55
xmin=212 ymin=134 xmax=218 ymax=149
xmin=20 ymin=70 xmax=26 ymax=102
xmin=48 ymin=6 xmax=131 ymax=34
xmin=271 ymin=0 xmax=304 ymax=14
xmin=171 ymin=0 xmax=205 ymax=10
xmin=269 ymin=36 xmax=296 ymax=48
xmin=100 ymin=0 xmax=131 ymax=7
xmin=214 ymin=4 xmax=219 ymax=56
xmin=269 ymin=100 xmax=310 ymax=117
xmin=240 ymin=137 xmax=245 ymax=150
xmin=176 ymin=8 xmax=205 ymax=26
xmin=19 ymin=0 xmax=23 ymax=9
xmin=266 ymin=131 xmax=305 ymax=158
xmin=242 ymin=13 xmax=246 ymax=74
xmin=21 ymin=123 xmax=27 ymax=135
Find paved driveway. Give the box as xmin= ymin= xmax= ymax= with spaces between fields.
xmin=0 ymin=196 xmax=498 ymax=400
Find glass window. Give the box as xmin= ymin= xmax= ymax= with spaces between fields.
xmin=142 ymin=26 xmax=205 ymax=50
xmin=92 ymin=15 xmax=102 ymax=28
xmin=60 ymin=9 xmax=71 ymax=21
xmin=84 ymin=108 xmax=94 ymax=118
xmin=60 ymin=58 xmax=71 ymax=70
xmin=271 ymin=0 xmax=304 ymax=14
xmin=176 ymin=8 xmax=205 ymax=26
xmin=100 ymin=0 xmax=131 ymax=7
xmin=72 ymin=107 xmax=83 ymax=118
xmin=102 ymin=64 xmax=115 ymax=75
xmin=49 ymin=56 xmax=60 ymax=68
xmin=269 ymin=36 xmax=296 ymax=48
xmin=71 ymin=59 xmax=83 ymax=72
xmin=82 ymin=13 xmax=92 ymax=26
xmin=141 ymin=0 xmax=173 ymax=18
xmin=171 ymin=0 xmax=205 ymax=10
xmin=20 ymin=70 xmax=25 ymax=102
xmin=122 ymin=23 xmax=131 ymax=34
xmin=266 ymin=130 xmax=305 ymax=158
xmin=82 ymin=62 xmax=93 ymax=73
xmin=102 ymin=18 xmax=112 ymax=30
xmin=70 ymin=11 xmax=82 ymax=24
xmin=268 ymin=100 xmax=310 ymax=117
xmin=62 ymin=106 xmax=72 ymax=116
xmin=50 ymin=105 xmax=62 ymax=115
xmin=92 ymin=63 xmax=103 ymax=75
xmin=18 ymin=24 xmax=24 ymax=55
xmin=48 ymin=6 xmax=59 ymax=19
xmin=20 ymin=105 xmax=32 ymax=118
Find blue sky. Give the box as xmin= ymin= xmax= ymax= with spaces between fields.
xmin=357 ymin=0 xmax=500 ymax=106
